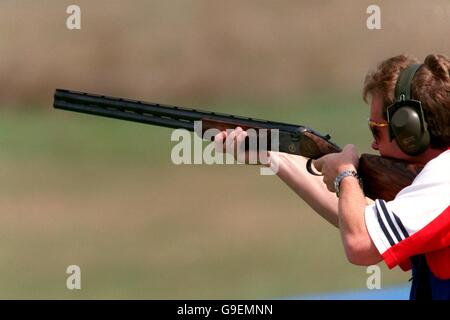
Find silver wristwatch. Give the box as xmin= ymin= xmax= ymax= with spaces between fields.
xmin=334 ymin=170 xmax=362 ymax=198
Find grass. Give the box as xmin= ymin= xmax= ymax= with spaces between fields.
xmin=0 ymin=97 xmax=408 ymax=299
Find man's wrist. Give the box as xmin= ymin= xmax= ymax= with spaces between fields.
xmin=334 ymin=169 xmax=363 ymax=198
xmin=337 ymin=165 xmax=357 ymax=173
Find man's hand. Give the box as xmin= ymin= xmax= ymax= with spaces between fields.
xmin=312 ymin=144 xmax=360 ymax=192
xmin=314 ymin=144 xmax=381 ymax=266
xmin=214 ymin=126 xmax=269 ymax=165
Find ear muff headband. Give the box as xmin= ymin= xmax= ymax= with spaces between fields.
xmin=394 ymin=64 xmax=422 ymax=101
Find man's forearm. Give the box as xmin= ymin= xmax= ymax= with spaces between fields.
xmin=338 ymin=177 xmax=382 ymax=265
xmin=271 ymin=152 xmax=339 ymax=227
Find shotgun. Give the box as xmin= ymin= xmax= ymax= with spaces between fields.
xmin=53 ymin=89 xmax=423 ymax=201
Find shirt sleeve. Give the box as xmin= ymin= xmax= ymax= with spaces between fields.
xmin=364 ymin=150 xmax=450 ymax=270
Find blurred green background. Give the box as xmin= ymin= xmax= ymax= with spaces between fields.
xmin=1 ymin=0 xmax=449 ymax=299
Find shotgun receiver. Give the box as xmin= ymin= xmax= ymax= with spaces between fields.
xmin=53 ymin=89 xmax=423 ymax=201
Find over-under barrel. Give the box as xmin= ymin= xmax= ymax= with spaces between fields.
xmin=53 ymin=89 xmax=341 ymax=158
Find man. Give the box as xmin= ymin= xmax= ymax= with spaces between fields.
xmin=215 ymin=54 xmax=450 ymax=299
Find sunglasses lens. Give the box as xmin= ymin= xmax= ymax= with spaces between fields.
xmin=368 ymin=119 xmax=388 ymax=142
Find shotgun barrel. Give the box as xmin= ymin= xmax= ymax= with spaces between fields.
xmin=53 ymin=88 xmax=341 ymax=159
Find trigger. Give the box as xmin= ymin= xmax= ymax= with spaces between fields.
xmin=306 ymin=158 xmax=323 ymax=176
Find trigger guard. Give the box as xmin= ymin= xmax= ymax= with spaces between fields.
xmin=306 ymin=158 xmax=323 ymax=176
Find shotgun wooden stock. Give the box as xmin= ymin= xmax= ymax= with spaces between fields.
xmin=359 ymin=154 xmax=423 ymax=201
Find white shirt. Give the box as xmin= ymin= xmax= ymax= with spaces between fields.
xmin=364 ymin=149 xmax=450 ymax=278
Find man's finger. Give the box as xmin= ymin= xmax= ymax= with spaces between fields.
xmin=235 ymin=130 xmax=248 ymax=148
xmin=214 ymin=131 xmax=227 ymax=142
xmin=312 ymin=158 xmax=323 ymax=172
xmin=323 ymin=176 xmax=335 ymax=192
xmin=235 ymin=130 xmax=248 ymax=163
xmin=222 ymin=127 xmax=243 ymax=158
xmin=226 ymin=127 xmax=243 ymax=145
xmin=214 ymin=131 xmax=228 ymax=153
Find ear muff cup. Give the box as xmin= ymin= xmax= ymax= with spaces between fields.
xmin=386 ymin=64 xmax=430 ymax=156
xmin=388 ymin=102 xmax=430 ymax=155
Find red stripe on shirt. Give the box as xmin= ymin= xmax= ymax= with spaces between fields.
xmin=382 ymin=205 xmax=450 ymax=279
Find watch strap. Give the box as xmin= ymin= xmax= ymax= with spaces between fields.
xmin=334 ymin=170 xmax=362 ymax=198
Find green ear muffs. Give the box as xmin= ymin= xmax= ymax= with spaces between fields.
xmin=386 ymin=64 xmax=430 ymax=156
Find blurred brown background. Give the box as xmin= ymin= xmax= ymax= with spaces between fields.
xmin=2 ymin=0 xmax=450 ymax=106
xmin=0 ymin=0 xmax=449 ymax=299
